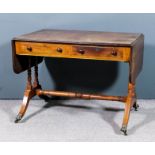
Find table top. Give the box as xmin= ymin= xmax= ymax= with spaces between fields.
xmin=13 ymin=29 xmax=143 ymax=47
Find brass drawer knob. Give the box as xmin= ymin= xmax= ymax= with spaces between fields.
xmin=111 ymin=49 xmax=117 ymax=56
xmin=78 ymin=49 xmax=85 ymax=55
xmin=57 ymin=47 xmax=63 ymax=53
xmin=27 ymin=47 xmax=32 ymax=52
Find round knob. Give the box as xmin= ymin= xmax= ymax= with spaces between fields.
xmin=111 ymin=50 xmax=117 ymax=56
xmin=78 ymin=49 xmax=85 ymax=54
xmin=57 ymin=47 xmax=63 ymax=53
xmin=27 ymin=47 xmax=32 ymax=52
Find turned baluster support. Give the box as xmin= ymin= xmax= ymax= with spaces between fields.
xmin=33 ymin=57 xmax=41 ymax=89
xmin=33 ymin=57 xmax=50 ymax=100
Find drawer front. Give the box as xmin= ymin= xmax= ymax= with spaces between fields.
xmin=15 ymin=42 xmax=131 ymax=62
xmin=15 ymin=42 xmax=71 ymax=57
xmin=71 ymin=45 xmax=130 ymax=61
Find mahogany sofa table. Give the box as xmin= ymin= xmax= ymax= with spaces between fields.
xmin=12 ymin=29 xmax=144 ymax=135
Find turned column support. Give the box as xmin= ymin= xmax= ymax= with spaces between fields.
xmin=33 ymin=57 xmax=41 ymax=89
xmin=26 ymin=69 xmax=32 ymax=90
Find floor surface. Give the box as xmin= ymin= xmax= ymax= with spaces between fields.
xmin=0 ymin=99 xmax=155 ymax=141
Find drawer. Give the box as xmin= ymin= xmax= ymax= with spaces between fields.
xmin=71 ymin=45 xmax=131 ymax=62
xmin=15 ymin=42 xmax=71 ymax=57
xmin=15 ymin=42 xmax=131 ymax=62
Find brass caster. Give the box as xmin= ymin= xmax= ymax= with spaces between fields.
xmin=133 ymin=103 xmax=139 ymax=111
xmin=14 ymin=114 xmax=22 ymax=123
xmin=120 ymin=125 xmax=127 ymax=135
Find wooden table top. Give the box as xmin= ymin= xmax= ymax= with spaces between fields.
xmin=12 ymin=29 xmax=144 ymax=76
xmin=13 ymin=29 xmax=143 ymax=47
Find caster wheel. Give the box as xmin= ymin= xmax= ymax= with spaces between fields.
xmin=120 ymin=126 xmax=127 ymax=135
xmin=133 ymin=103 xmax=139 ymax=111
xmin=14 ymin=114 xmax=22 ymax=123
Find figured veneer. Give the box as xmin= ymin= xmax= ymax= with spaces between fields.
xmin=15 ymin=41 xmax=131 ymax=62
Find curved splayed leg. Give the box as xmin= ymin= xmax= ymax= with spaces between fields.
xmin=15 ymin=58 xmax=35 ymax=123
xmin=15 ymin=89 xmax=35 ymax=123
xmin=120 ymin=83 xmax=136 ymax=135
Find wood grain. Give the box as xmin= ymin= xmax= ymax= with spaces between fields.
xmin=36 ymin=90 xmax=127 ymax=102
xmin=15 ymin=41 xmax=131 ymax=62
xmin=13 ymin=29 xmax=142 ymax=47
